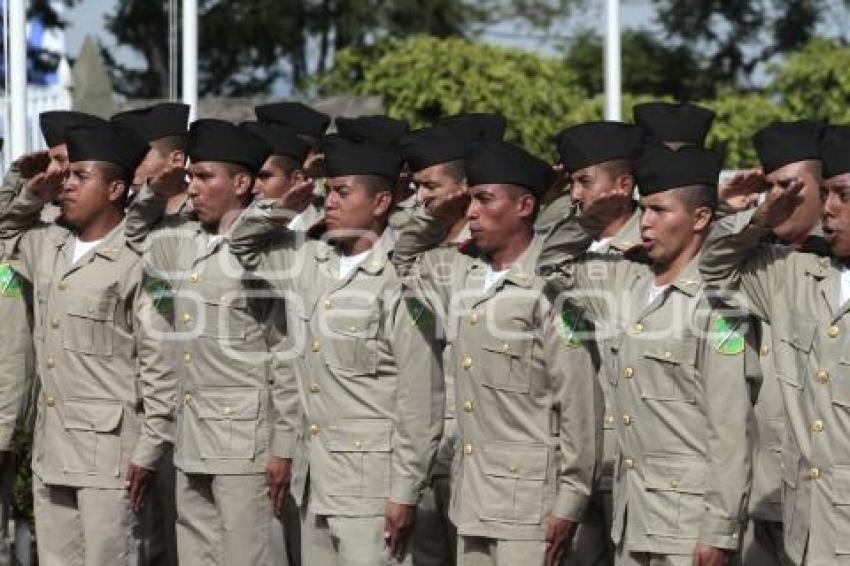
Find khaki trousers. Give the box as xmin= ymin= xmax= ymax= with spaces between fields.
xmin=175 ymin=470 xmax=286 ymax=566
xmin=301 ymin=508 xmax=411 ymax=566
xmin=567 ymin=490 xmax=615 ymax=566
xmin=411 ymin=475 xmax=456 ymax=566
xmin=33 ymin=474 xmax=140 ymax=566
xmin=614 ymin=545 xmax=691 ymax=566
xmin=456 ymin=535 xmax=547 ymax=566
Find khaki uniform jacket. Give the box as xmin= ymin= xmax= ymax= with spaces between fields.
xmin=700 ymin=210 xmax=850 ymax=565
xmin=125 ymin=190 xmax=299 ymax=476
xmin=392 ymin=207 xmax=600 ymax=542
xmin=223 ymin=200 xmax=444 ymax=517
xmin=0 ymin=188 xmax=176 ymax=489
xmin=539 ymin=214 xmax=757 ymax=555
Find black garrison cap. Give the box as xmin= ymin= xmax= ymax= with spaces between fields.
xmin=186 ymin=119 xmax=272 ymax=174
xmin=322 ymin=135 xmax=403 ymax=180
xmin=335 ymin=115 xmax=410 ymax=146
xmin=754 ymin=120 xmax=826 ymax=175
xmin=40 ymin=111 xmax=108 ymax=148
xmin=255 ymin=102 xmax=331 ymax=138
xmin=465 ymin=140 xmax=553 ymax=196
xmin=240 ymin=121 xmax=311 ymax=164
xmin=635 ymin=143 xmax=723 ymax=196
xmin=66 ymin=121 xmax=150 ymax=174
xmin=821 ymin=125 xmax=850 ymax=179
xmin=633 ymin=102 xmax=715 ymax=147
xmin=401 ymin=125 xmax=476 ymax=173
xmin=556 ymin=121 xmax=644 ymax=173
xmin=111 ymin=103 xmax=190 ymax=143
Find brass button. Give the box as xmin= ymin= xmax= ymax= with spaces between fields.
xmin=51 ymin=318 xmax=59 ymax=328
xmin=45 ymin=396 xmax=55 ymax=407
xmin=87 ymin=306 xmax=94 ymax=314
xmin=324 ymin=299 xmax=333 ymax=309
xmin=808 ymin=467 xmax=821 ymax=480
xmin=189 ymin=273 xmax=199 ymax=283
xmin=469 ymin=312 xmax=479 ymax=325
xmin=311 ymin=340 xmax=321 ymax=352
xmin=309 ymin=424 xmax=320 ymax=435
xmin=816 ymin=369 xmax=830 ymax=384
xmin=663 ymin=351 xmax=672 ymax=359
xmin=828 ymin=325 xmax=840 ymax=338
xmin=309 ymin=384 xmax=321 ymax=394
xmin=183 ymin=394 xmax=192 ymax=405
xmin=462 ymin=400 xmax=474 ymax=413
xmin=183 ymin=352 xmax=193 ymax=365
xmin=623 ymin=458 xmax=635 ymax=470
xmin=623 ymin=414 xmax=633 ymax=426
xmin=348 ymin=325 xmax=358 ymax=332
xmin=501 ymin=343 xmax=510 ymax=352
xmin=462 ymin=356 xmax=473 ymax=369
xmin=811 ymin=419 xmax=824 ymax=433
xmin=58 ymin=281 xmax=67 ymax=291
xmin=46 ymin=357 xmax=55 ymax=369
xmin=463 ymin=443 xmax=473 ymax=455
xmin=223 ymin=406 xmax=232 ymax=416
xmin=354 ymin=441 xmax=362 ymax=449
xmin=509 ymin=465 xmax=518 ymax=473
xmin=606 ymin=415 xmax=614 ymax=424
xmin=760 ymin=345 xmax=769 ymax=356
xmin=632 ymin=322 xmax=644 ymax=333
xmin=182 ymin=312 xmax=192 ymax=324
xmin=623 ymin=367 xmax=634 ymax=379
xmin=669 ymin=480 xmax=680 ymax=489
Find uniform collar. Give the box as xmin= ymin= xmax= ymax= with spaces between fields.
xmin=667 ymin=255 xmax=702 ymax=297
xmin=467 ymin=235 xmax=540 ymax=290
xmin=316 ymin=228 xmax=395 ymax=276
xmin=609 ymin=207 xmax=641 ymax=253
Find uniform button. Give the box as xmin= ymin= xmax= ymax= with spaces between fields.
xmin=808 ymin=467 xmax=821 ymax=480
xmin=58 ymin=281 xmax=67 ymax=291
xmin=760 ymin=345 xmax=770 ymax=356
xmin=509 ymin=465 xmax=518 ymax=473
xmin=811 ymin=419 xmax=824 ymax=433
xmin=46 ymin=357 xmax=55 ymax=369
xmin=354 ymin=441 xmax=362 ymax=449
xmin=183 ymin=352 xmax=193 ymax=365
xmin=606 ymin=415 xmax=614 ymax=424
xmin=632 ymin=322 xmax=644 ymax=333
xmin=182 ymin=312 xmax=192 ymax=324
xmin=324 ymin=299 xmax=333 ymax=309
xmin=623 ymin=458 xmax=635 ymax=470
xmin=188 ymin=273 xmax=199 ymax=283
xmin=462 ymin=357 xmax=473 ymax=369
xmin=669 ymin=480 xmax=680 ymax=489
xmin=663 ymin=351 xmax=672 ymax=359
xmin=45 ymin=396 xmax=55 ymax=407
xmin=311 ymin=340 xmax=321 ymax=352
xmin=348 ymin=325 xmax=358 ymax=332
xmin=223 ymin=406 xmax=232 ymax=416
xmin=731 ymin=532 xmax=739 ymax=540
xmin=623 ymin=415 xmax=633 ymax=426
xmin=816 ymin=369 xmax=830 ymax=383
xmin=828 ymin=325 xmax=840 ymax=338
xmin=463 ymin=443 xmax=473 ymax=455
xmin=469 ymin=313 xmax=479 ymax=325
xmin=623 ymin=367 xmax=634 ymax=379
xmin=309 ymin=384 xmax=321 ymax=394
xmin=462 ymin=400 xmax=474 ymax=412
xmin=50 ymin=318 xmax=59 ymax=328
xmin=501 ymin=343 xmax=510 ymax=352
xmin=309 ymin=424 xmax=320 ymax=435
xmin=183 ymin=394 xmax=192 ymax=405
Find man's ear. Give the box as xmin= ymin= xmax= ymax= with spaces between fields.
xmin=617 ymin=173 xmax=635 ymax=194
xmin=693 ymin=205 xmax=713 ymax=232
xmin=373 ymin=190 xmax=393 ymax=218
xmin=107 ymin=179 xmax=128 ymax=203
xmin=517 ymin=193 xmax=536 ymax=220
xmin=233 ymin=171 xmax=254 ymax=198
xmin=291 ymin=168 xmax=306 ymax=184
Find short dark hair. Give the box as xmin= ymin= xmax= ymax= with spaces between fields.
xmin=438 ymin=159 xmax=466 ymax=183
xmin=221 ymin=161 xmax=257 ymax=200
xmin=502 ymin=183 xmax=540 ymax=220
xmin=359 ymin=174 xmax=394 ymax=197
xmin=268 ymin=154 xmax=302 ymax=177
xmin=597 ymin=159 xmax=634 ymax=180
xmin=151 ymin=134 xmax=186 ymax=157
xmin=673 ymin=184 xmax=718 ymax=212
xmin=95 ymin=161 xmax=132 ymax=187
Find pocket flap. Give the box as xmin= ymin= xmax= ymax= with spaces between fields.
xmin=482 ymin=338 xmax=529 ymax=359
xmin=833 ymin=466 xmax=850 ymax=504
xmin=642 ymin=455 xmax=704 ymax=494
xmin=781 ymin=322 xmax=816 ymax=353
xmin=643 ymin=341 xmax=695 ymax=365
xmin=66 ymin=294 xmax=117 ymax=321
xmin=326 ymin=420 xmax=391 ymax=452
xmin=326 ymin=315 xmax=379 ymax=339
xmin=479 ymin=445 xmax=548 ymax=480
xmin=194 ymin=388 xmax=260 ymax=421
xmin=61 ymin=399 xmax=123 ymax=432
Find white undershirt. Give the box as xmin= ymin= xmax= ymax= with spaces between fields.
xmin=588 ymin=237 xmax=613 ymax=253
xmin=648 ymin=283 xmax=670 ymax=305
xmin=841 ymin=268 xmax=850 ymax=307
xmin=339 ymin=250 xmax=370 ymax=279
xmin=72 ymin=237 xmax=104 ymax=264
xmin=483 ymin=266 xmax=510 ymax=293
xmin=207 ymin=234 xmax=225 ymax=250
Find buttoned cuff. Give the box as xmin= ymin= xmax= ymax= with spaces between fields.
xmin=698 ymin=517 xmax=743 ymax=550
xmin=131 ymin=434 xmax=167 ymax=470
xmin=551 ymin=488 xmax=589 ymax=522
xmin=0 ymin=425 xmax=14 ymax=452
xmin=270 ymin=429 xmax=296 ymax=459
xmin=389 ymin=473 xmax=422 ymax=506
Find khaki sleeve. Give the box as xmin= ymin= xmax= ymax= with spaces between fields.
xmin=544 ymin=305 xmax=600 ymax=521
xmin=386 ymin=292 xmax=444 ymax=505
xmin=0 ymin=165 xmax=26 ymax=212
xmin=391 ymin=205 xmax=453 ymax=278
xmin=266 ymin=301 xmax=299 ymax=459
xmin=131 ymin=264 xmax=178 ymax=469
xmin=124 ymin=185 xmax=168 ymax=254
xmin=533 ymin=191 xmax=575 ymax=238
xmin=697 ymin=311 xmax=758 ymax=549
xmin=0 ymin=186 xmax=49 ymax=247
xmin=0 ymin=267 xmax=33 ymax=451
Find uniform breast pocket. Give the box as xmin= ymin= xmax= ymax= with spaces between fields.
xmin=479 ymin=338 xmax=533 ymax=393
xmin=323 ymin=310 xmax=380 ymax=376
xmin=324 ymin=419 xmax=392 ymax=498
xmin=191 ymin=388 xmax=261 ymax=459
xmin=63 ymin=294 xmax=118 ymax=356
xmin=58 ymin=399 xmax=124 ymax=477
xmin=776 ymin=321 xmax=815 ymax=390
xmin=832 ymin=466 xmax=850 ymax=554
xmin=638 ymin=341 xmax=697 ymax=402
xmin=198 ymin=296 xmax=248 ymax=342
xmin=474 ymin=444 xmax=549 ymax=524
xmin=641 ymin=455 xmax=705 ymax=539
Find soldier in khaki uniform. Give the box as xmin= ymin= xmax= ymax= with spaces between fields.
xmin=220 ymin=134 xmax=444 ymax=565
xmin=698 ymin=124 xmax=850 ymax=565
xmin=552 ymin=121 xmax=644 ymax=566
xmin=393 ymin=139 xmax=600 ymax=566
xmin=125 ymin=119 xmax=297 ymax=566
xmin=0 ymin=121 xmax=176 ymax=565
xmin=539 ymin=143 xmax=757 ymax=566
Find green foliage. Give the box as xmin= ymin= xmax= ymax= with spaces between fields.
xmin=768 ymin=38 xmax=850 ymax=123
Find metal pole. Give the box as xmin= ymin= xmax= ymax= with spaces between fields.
xmin=604 ymin=0 xmax=621 ymax=121
xmin=9 ymin=0 xmax=27 ymax=160
xmin=182 ymin=0 xmax=198 ymax=120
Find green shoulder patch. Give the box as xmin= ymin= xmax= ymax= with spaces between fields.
xmin=143 ymin=275 xmax=174 ymax=315
xmin=405 ymin=296 xmax=435 ymax=333
xmin=558 ymin=308 xmax=588 ymax=348
xmin=0 ymin=263 xmax=23 ymax=298
xmin=711 ymin=316 xmax=745 ymax=355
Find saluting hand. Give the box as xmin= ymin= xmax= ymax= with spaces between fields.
xmin=719 ymin=168 xmax=766 ymax=211
xmin=125 ymin=463 xmax=154 ymax=512
xmin=425 ymin=183 xmax=469 ymax=219
xmin=692 ymin=543 xmax=729 ymax=566
xmin=578 ymin=187 xmax=632 ymax=235
xmin=752 ymin=177 xmax=804 ymax=230
xmin=384 ymin=501 xmax=415 ymax=561
xmin=148 ymin=164 xmax=189 ymax=199
xmin=15 ymin=151 xmax=51 ymax=179
xmin=544 ymin=516 xmax=577 ymax=566
xmin=265 ymin=456 xmax=292 ymax=516
xmin=276 ymin=180 xmax=315 ymax=215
